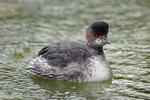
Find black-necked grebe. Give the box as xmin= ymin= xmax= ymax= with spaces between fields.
xmin=28 ymin=21 xmax=113 ymax=81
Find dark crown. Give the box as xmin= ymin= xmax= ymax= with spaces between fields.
xmin=90 ymin=21 xmax=109 ymax=36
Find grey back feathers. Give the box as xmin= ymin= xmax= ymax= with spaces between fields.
xmin=28 ymin=42 xmax=92 ymax=81
xmin=38 ymin=42 xmax=89 ymax=67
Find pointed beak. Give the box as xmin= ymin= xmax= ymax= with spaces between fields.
xmin=101 ymin=35 xmax=111 ymax=44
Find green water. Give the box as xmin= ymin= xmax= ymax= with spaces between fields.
xmin=0 ymin=0 xmax=150 ymax=99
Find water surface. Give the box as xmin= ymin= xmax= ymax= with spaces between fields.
xmin=0 ymin=0 xmax=150 ymax=99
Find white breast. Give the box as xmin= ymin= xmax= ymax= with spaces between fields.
xmin=86 ymin=55 xmax=113 ymax=81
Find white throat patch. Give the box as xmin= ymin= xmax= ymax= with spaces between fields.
xmin=86 ymin=56 xmax=112 ymax=81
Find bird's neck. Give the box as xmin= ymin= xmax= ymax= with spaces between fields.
xmin=86 ymin=43 xmax=104 ymax=55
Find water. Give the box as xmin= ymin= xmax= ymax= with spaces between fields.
xmin=0 ymin=0 xmax=150 ymax=99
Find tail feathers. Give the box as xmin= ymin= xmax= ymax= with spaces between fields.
xmin=27 ymin=56 xmax=66 ymax=80
xmin=27 ymin=66 xmax=66 ymax=80
xmin=27 ymin=56 xmax=82 ymax=81
xmin=27 ymin=56 xmax=48 ymax=75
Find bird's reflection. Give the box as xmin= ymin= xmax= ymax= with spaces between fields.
xmin=30 ymin=75 xmax=112 ymax=99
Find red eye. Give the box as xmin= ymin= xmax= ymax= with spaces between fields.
xmin=94 ymin=34 xmax=99 ymax=39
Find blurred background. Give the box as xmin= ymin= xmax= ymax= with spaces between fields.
xmin=0 ymin=0 xmax=150 ymax=99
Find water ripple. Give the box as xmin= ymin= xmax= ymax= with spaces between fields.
xmin=0 ymin=0 xmax=150 ymax=99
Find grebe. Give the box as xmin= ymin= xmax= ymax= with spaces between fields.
xmin=28 ymin=21 xmax=113 ymax=81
